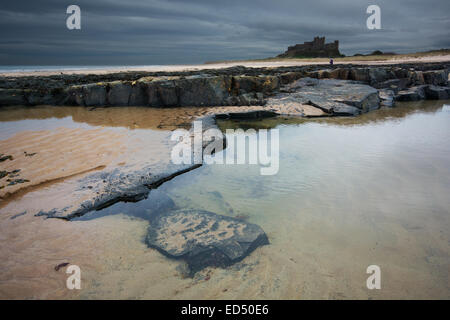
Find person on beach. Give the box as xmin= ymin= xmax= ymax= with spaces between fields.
xmin=330 ymin=58 xmax=334 ymax=65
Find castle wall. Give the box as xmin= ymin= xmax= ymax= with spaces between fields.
xmin=278 ymin=37 xmax=342 ymax=58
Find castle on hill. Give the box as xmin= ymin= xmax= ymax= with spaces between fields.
xmin=277 ymin=36 xmax=342 ymax=58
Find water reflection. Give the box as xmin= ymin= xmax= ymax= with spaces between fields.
xmin=1 ymin=100 xmax=449 ymax=299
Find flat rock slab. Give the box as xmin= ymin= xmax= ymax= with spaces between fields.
xmin=265 ymin=100 xmax=326 ymax=117
xmin=146 ymin=209 xmax=269 ymax=275
xmin=266 ymin=78 xmax=380 ymax=116
xmin=1 ymin=120 xmax=220 ymax=220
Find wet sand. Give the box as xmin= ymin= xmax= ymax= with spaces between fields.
xmin=0 ymin=102 xmax=449 ymax=299
xmin=0 ymin=105 xmax=256 ymax=206
xmin=0 ymin=128 xmax=129 ymax=199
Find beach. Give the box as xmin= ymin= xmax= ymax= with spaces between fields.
xmin=1 ymin=54 xmax=450 ymax=77
xmin=0 ymin=58 xmax=449 ymax=299
xmin=0 ymin=101 xmax=449 ymax=299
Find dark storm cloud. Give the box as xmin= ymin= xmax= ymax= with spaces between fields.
xmin=0 ymin=0 xmax=449 ymax=65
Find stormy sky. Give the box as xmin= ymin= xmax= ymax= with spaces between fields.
xmin=0 ymin=0 xmax=449 ymax=65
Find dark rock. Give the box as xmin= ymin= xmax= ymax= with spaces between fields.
xmin=0 ymin=89 xmax=26 ymax=106
xmin=64 ymin=85 xmax=84 ymax=105
xmin=422 ymin=69 xmax=449 ymax=86
xmin=54 ymin=262 xmax=70 ymax=271
xmin=215 ymin=110 xmax=278 ymax=120
xmin=149 ymin=78 xmax=179 ymax=107
xmin=328 ymin=102 xmax=362 ymax=116
xmin=408 ymin=71 xmax=425 ymax=86
xmin=107 ymin=81 xmax=131 ymax=106
xmin=35 ymin=162 xmax=200 ymax=219
xmin=77 ymin=188 xmax=176 ymax=221
xmin=64 ymin=84 xmax=108 ymax=106
xmin=34 ymin=118 xmax=225 ymax=220
xmin=267 ymin=78 xmax=379 ymax=116
xmin=329 ymin=68 xmax=350 ymax=80
xmin=369 ymin=68 xmax=393 ymax=85
xmin=145 ymin=209 xmax=269 ymax=275
xmin=279 ymin=72 xmax=304 ymax=84
xmin=128 ymin=81 xmax=148 ymax=106
xmin=393 ymin=67 xmax=409 ymax=79
xmin=10 ymin=211 xmax=27 ymax=220
xmin=372 ymin=79 xmax=408 ymax=92
xmin=349 ymin=68 xmax=370 ymax=82
xmin=176 ymin=75 xmax=231 ymax=106
xmin=237 ymin=92 xmax=264 ymax=106
xmin=395 ymin=85 xmax=427 ymax=101
xmin=424 ymin=85 xmax=450 ymax=100
xmin=1 ymin=62 xmax=449 ymax=109
xmin=379 ymin=89 xmax=395 ymax=108
xmin=24 ymin=90 xmax=56 ymax=105
xmin=84 ymin=83 xmax=107 ymax=106
xmin=0 ymin=154 xmax=13 ymax=162
xmin=140 ymin=77 xmax=162 ymax=106
xmin=24 ymin=151 xmax=37 ymax=157
xmin=7 ymin=178 xmax=30 ymax=185
xmin=311 ymin=69 xmax=331 ymax=79
xmin=232 ymin=75 xmax=280 ymax=95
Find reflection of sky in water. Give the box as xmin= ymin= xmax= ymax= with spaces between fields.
xmin=1 ymin=101 xmax=449 ymax=298
xmin=0 ymin=117 xmax=94 ymax=139
xmin=79 ymin=103 xmax=450 ymax=231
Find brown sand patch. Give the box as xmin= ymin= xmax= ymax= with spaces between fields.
xmin=0 ymin=127 xmax=128 ymax=199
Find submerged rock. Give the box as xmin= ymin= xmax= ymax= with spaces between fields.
xmin=33 ymin=117 xmax=224 ymax=220
xmin=35 ymin=162 xmax=200 ymax=219
xmin=146 ymin=209 xmax=269 ymax=275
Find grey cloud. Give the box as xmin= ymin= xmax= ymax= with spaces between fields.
xmin=0 ymin=0 xmax=449 ymax=65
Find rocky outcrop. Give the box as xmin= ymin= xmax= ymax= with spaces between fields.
xmin=422 ymin=70 xmax=449 ymax=86
xmin=424 ymin=85 xmax=450 ymax=100
xmin=395 ymin=85 xmax=450 ymax=101
xmin=266 ymin=78 xmax=380 ymax=116
xmin=35 ymin=162 xmax=202 ymax=219
xmin=25 ymin=75 xmax=278 ymax=107
xmin=0 ymin=89 xmax=27 ymax=105
xmin=379 ymin=89 xmax=395 ymax=108
xmin=33 ymin=115 xmax=223 ymax=220
xmin=1 ymin=62 xmax=449 ymax=111
xmin=146 ymin=209 xmax=269 ymax=275
xmin=309 ymin=66 xmax=449 ymax=87
xmin=395 ymin=85 xmax=427 ymax=101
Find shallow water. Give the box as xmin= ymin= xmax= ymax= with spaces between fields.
xmin=1 ymin=101 xmax=449 ymax=299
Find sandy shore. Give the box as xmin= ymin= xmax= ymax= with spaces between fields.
xmin=2 ymin=55 xmax=450 ymax=77
xmin=0 ymin=102 xmax=449 ymax=299
xmin=0 ymin=103 xmax=327 ymax=202
xmin=0 ymin=60 xmax=449 ymax=299
xmin=0 ymin=128 xmax=129 ymax=199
